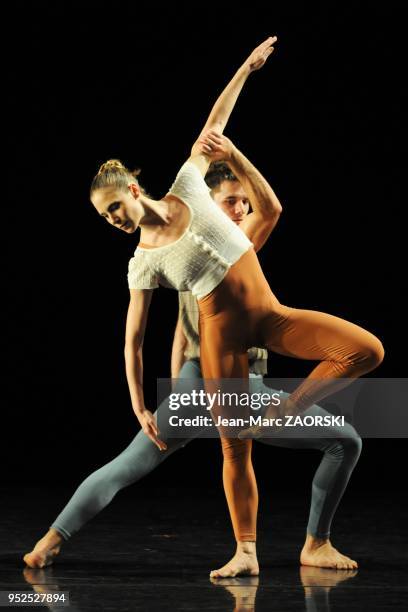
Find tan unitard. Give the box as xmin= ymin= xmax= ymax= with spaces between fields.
xmin=198 ymin=247 xmax=384 ymax=541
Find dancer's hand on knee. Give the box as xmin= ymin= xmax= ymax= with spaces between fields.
xmin=138 ymin=409 xmax=167 ymax=451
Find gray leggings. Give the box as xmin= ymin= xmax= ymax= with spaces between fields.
xmin=51 ymin=360 xmax=361 ymax=541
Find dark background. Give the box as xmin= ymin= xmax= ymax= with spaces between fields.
xmin=2 ymin=1 xmax=405 ymax=504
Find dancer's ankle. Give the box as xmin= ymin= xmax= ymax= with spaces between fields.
xmin=236 ymin=540 xmax=256 ymax=555
xmin=46 ymin=529 xmax=64 ymax=545
xmin=304 ymin=533 xmax=329 ymax=550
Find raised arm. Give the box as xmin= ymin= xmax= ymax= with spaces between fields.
xmin=198 ymin=131 xmax=282 ymax=251
xmin=125 ymin=289 xmax=167 ymax=450
xmin=189 ymin=36 xmax=277 ymax=176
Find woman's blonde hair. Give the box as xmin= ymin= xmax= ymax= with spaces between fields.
xmin=90 ymin=159 xmax=145 ymax=197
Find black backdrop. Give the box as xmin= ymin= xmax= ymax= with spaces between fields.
xmin=2 ymin=2 xmax=405 ymax=499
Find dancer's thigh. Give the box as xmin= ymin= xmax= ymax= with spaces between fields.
xmin=260 ymin=305 xmax=380 ymax=363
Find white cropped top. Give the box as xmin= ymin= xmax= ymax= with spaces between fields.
xmin=127 ymin=161 xmax=252 ymax=299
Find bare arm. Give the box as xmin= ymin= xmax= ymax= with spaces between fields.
xmin=228 ymin=146 xmax=282 ymax=251
xmin=125 ymin=289 xmax=166 ymax=450
xmin=189 ymin=37 xmax=277 ymax=176
xmin=199 ymin=132 xmax=282 ymax=251
xmin=171 ymin=315 xmax=188 ymax=378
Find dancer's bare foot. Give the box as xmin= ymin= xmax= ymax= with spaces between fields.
xmin=210 ymin=542 xmax=259 ymax=578
xmin=23 ymin=529 xmax=63 ymax=568
xmin=300 ymin=535 xmax=358 ymax=570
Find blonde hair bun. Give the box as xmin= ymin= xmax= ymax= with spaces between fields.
xmin=97 ymin=159 xmax=126 ymax=175
xmin=90 ymin=158 xmax=148 ymax=197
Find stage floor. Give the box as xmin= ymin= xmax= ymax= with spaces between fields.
xmin=1 ymin=486 xmax=407 ymax=611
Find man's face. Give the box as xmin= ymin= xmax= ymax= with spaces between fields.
xmin=212 ymin=180 xmax=250 ymax=225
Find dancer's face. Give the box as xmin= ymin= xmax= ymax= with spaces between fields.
xmin=212 ymin=180 xmax=250 ymax=225
xmin=91 ymin=183 xmax=142 ymax=233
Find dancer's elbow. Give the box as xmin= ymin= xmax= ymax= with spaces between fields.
xmin=271 ymin=205 xmax=282 ymax=220
xmin=261 ymin=204 xmax=282 ymax=222
xmin=275 ymin=201 xmax=283 ymax=215
xmin=270 ymin=198 xmax=283 ymax=216
xmin=124 ymin=337 xmax=143 ymax=360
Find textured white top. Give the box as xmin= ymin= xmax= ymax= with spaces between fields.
xmin=127 ymin=161 xmax=253 ymax=299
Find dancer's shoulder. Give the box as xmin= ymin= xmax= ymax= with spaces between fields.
xmin=168 ymin=160 xmax=210 ymax=202
xmin=128 ymin=250 xmax=159 ymax=290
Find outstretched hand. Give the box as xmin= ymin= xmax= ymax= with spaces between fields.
xmin=197 ymin=130 xmax=236 ymax=161
xmin=137 ymin=409 xmax=167 ymax=451
xmin=244 ymin=36 xmax=278 ymax=72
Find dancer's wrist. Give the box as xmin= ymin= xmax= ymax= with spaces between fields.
xmin=237 ymin=63 xmax=252 ymax=79
xmin=228 ymin=145 xmax=243 ymax=165
xmin=134 ymin=404 xmax=146 ymax=416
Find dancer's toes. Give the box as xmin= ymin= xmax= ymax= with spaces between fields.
xmin=300 ymin=539 xmax=358 ymax=570
xmin=210 ymin=551 xmax=259 ymax=579
xmin=23 ymin=530 xmax=63 ymax=568
xmin=23 ymin=548 xmax=58 ymax=569
xmin=335 ymin=554 xmax=357 ymax=570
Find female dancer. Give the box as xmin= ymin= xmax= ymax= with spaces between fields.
xmin=24 ymin=36 xmax=279 ymax=575
xmin=24 ymin=37 xmax=383 ymax=576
